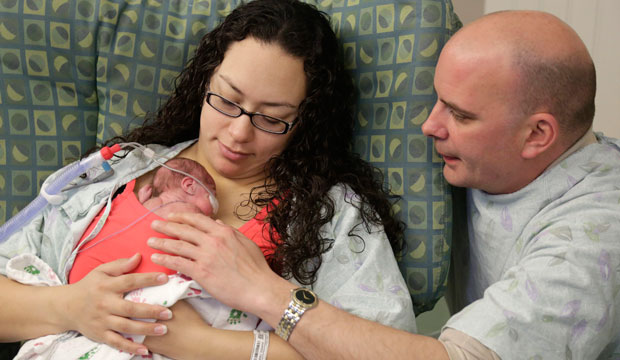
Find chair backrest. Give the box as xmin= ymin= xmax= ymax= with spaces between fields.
xmin=0 ymin=0 xmax=460 ymax=314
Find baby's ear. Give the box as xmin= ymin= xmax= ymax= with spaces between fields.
xmin=137 ymin=184 xmax=153 ymax=203
xmin=181 ymin=176 xmax=195 ymax=195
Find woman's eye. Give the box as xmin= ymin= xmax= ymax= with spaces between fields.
xmin=262 ymin=116 xmax=281 ymax=125
xmin=218 ymin=97 xmax=239 ymax=109
xmin=221 ymin=98 xmax=236 ymax=106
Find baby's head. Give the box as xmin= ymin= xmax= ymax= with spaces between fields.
xmin=153 ymin=158 xmax=218 ymax=216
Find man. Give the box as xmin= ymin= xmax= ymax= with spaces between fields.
xmin=147 ymin=10 xmax=620 ymax=359
xmin=419 ymin=10 xmax=620 ymax=359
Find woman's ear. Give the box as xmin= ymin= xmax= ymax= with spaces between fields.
xmin=181 ymin=177 xmax=196 ymax=195
xmin=521 ymin=112 xmax=558 ymax=159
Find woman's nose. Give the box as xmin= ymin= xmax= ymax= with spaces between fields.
xmin=228 ymin=113 xmax=255 ymax=142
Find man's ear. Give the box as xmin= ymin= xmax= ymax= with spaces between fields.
xmin=521 ymin=112 xmax=558 ymax=159
xmin=137 ymin=184 xmax=153 ymax=203
xmin=181 ymin=177 xmax=196 ymax=195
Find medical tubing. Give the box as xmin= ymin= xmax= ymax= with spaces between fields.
xmin=0 ymin=143 xmax=218 ymax=242
xmin=0 ymin=145 xmax=121 ymax=243
xmin=120 ymin=143 xmax=212 ymax=196
xmin=77 ymin=200 xmax=180 ymax=253
xmin=0 ymin=196 xmax=49 ymax=243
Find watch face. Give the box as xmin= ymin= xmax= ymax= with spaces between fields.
xmin=294 ymin=288 xmax=317 ymax=305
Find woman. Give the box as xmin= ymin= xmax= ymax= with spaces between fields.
xmin=0 ymin=0 xmax=415 ymax=358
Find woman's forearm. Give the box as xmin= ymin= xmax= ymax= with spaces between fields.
xmin=0 ymin=275 xmax=71 ymax=341
xmin=187 ymin=329 xmax=304 ymax=360
xmin=144 ymin=300 xmax=303 ymax=360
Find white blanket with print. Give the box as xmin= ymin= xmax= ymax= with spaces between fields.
xmin=9 ymin=254 xmax=265 ymax=360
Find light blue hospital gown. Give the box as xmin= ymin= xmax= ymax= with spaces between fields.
xmin=0 ymin=140 xmax=416 ymax=341
xmin=446 ymin=133 xmax=620 ymax=359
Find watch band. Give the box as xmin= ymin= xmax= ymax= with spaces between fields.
xmin=275 ymin=287 xmax=318 ymax=341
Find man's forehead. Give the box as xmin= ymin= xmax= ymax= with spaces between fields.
xmin=435 ymin=48 xmax=520 ymax=115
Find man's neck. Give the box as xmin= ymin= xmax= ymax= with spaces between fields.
xmin=548 ymin=128 xmax=597 ymax=170
xmin=481 ymin=128 xmax=598 ymax=195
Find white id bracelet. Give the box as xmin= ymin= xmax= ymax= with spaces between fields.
xmin=250 ymin=330 xmax=270 ymax=360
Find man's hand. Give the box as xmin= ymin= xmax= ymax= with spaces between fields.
xmin=143 ymin=300 xmax=211 ymax=359
xmin=148 ymin=213 xmax=292 ymax=318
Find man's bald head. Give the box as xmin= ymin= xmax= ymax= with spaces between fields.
xmin=445 ymin=10 xmax=596 ymax=145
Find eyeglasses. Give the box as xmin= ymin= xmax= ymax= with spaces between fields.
xmin=205 ymin=92 xmax=297 ymax=135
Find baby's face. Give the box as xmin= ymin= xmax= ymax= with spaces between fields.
xmin=192 ymin=184 xmax=217 ymax=216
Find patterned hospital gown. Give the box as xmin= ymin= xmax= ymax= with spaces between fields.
xmin=446 ymin=133 xmax=620 ymax=359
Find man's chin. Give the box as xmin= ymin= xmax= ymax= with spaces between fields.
xmin=441 ymin=169 xmax=469 ymax=188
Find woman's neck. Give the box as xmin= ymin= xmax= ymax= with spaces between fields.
xmin=210 ymin=177 xmax=263 ymax=228
xmin=178 ymin=143 xmax=267 ymax=228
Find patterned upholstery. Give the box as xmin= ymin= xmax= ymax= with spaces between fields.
xmin=0 ymin=0 xmax=460 ymax=314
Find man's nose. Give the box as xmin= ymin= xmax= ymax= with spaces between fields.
xmin=421 ymin=104 xmax=448 ymax=140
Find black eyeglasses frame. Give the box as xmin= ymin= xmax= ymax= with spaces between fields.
xmin=205 ymin=91 xmax=297 ymax=135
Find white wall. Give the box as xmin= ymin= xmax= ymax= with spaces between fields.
xmin=451 ymin=0 xmax=620 ymax=138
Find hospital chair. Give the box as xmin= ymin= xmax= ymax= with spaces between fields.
xmin=0 ymin=0 xmax=460 ymax=357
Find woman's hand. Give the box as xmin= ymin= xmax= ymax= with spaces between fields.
xmin=63 ymin=253 xmax=172 ymax=356
xmin=148 ymin=213 xmax=293 ymax=320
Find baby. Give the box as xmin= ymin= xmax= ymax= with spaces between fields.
xmin=137 ymin=157 xmax=218 ymax=219
xmin=68 ymin=158 xmax=217 ymax=283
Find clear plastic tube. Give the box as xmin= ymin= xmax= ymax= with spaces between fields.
xmin=0 ymin=196 xmax=49 ymax=243
xmin=0 ymin=146 xmax=119 ymax=243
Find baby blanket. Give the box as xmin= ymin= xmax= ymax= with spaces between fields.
xmin=9 ymin=253 xmax=265 ymax=360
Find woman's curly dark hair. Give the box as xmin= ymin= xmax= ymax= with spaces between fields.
xmin=106 ymin=0 xmax=404 ymax=285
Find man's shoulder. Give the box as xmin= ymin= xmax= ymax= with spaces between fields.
xmin=546 ymin=133 xmax=620 ymax=192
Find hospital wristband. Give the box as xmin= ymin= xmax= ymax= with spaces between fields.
xmin=250 ymin=330 xmax=269 ymax=360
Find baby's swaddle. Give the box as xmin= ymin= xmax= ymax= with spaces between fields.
xmin=8 ymin=253 xmax=267 ymax=360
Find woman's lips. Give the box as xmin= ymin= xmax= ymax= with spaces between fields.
xmin=219 ymin=142 xmax=250 ymax=161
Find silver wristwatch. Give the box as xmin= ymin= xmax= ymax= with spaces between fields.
xmin=275 ymin=287 xmax=318 ymax=341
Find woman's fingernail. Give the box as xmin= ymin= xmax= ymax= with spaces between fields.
xmin=151 ymin=253 xmax=162 ymax=262
xmin=154 ymin=325 xmax=168 ymax=335
xmin=147 ymin=238 xmax=156 ymax=246
xmin=160 ymin=309 xmax=173 ymax=320
xmin=137 ymin=348 xmax=149 ymax=356
xmin=156 ymin=273 xmax=168 ymax=283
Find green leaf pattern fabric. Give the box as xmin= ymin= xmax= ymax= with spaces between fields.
xmin=446 ymin=135 xmax=620 ymax=359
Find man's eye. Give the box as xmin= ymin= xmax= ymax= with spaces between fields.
xmin=450 ymin=110 xmax=467 ymax=121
